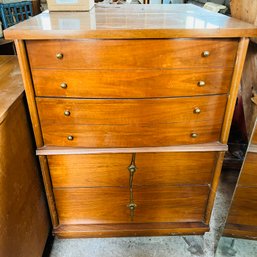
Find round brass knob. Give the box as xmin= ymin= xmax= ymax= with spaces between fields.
xmin=202 ymin=51 xmax=210 ymax=57
xmin=191 ymin=133 xmax=198 ymax=138
xmin=64 ymin=110 xmax=70 ymax=116
xmin=67 ymin=135 xmax=73 ymax=141
xmin=56 ymin=53 xmax=63 ymax=59
xmin=197 ymin=81 xmax=206 ymax=87
xmin=193 ymin=107 xmax=201 ymax=114
xmin=60 ymin=83 xmax=67 ymax=89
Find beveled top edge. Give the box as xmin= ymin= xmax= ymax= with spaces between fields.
xmin=4 ymin=4 xmax=257 ymax=39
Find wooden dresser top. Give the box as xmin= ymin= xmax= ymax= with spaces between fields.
xmin=4 ymin=4 xmax=257 ymax=39
xmin=0 ymin=56 xmax=23 ymax=124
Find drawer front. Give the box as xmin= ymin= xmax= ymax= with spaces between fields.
xmin=27 ymin=39 xmax=238 ymax=69
xmin=41 ymin=120 xmax=223 ymax=147
xmin=32 ymin=68 xmax=233 ymax=98
xmin=54 ymin=186 xmax=209 ymax=224
xmin=48 ymin=152 xmax=217 ymax=188
xmin=37 ymin=96 xmax=227 ymax=126
xmin=227 ymin=187 xmax=257 ymax=227
xmin=237 ymin=153 xmax=257 ymax=187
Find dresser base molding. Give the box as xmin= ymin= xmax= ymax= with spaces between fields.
xmin=36 ymin=143 xmax=228 ymax=155
xmin=53 ymin=223 xmax=209 ymax=238
xmin=224 ymin=224 xmax=257 ymax=240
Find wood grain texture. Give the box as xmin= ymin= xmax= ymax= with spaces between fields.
xmin=226 ymin=187 xmax=257 ymax=227
xmin=32 ymin=68 xmax=233 ymax=98
xmin=54 ymin=186 xmax=209 ymax=224
xmin=224 ymin=224 xmax=257 ymax=239
xmin=0 ymin=56 xmax=23 ymax=124
xmin=14 ymin=40 xmax=44 ymax=147
xmin=48 ymin=152 xmax=217 ymax=188
xmin=41 ymin=120 xmax=224 ymax=148
xmin=220 ymin=37 xmax=250 ymax=144
xmin=54 ymin=222 xmax=209 ymax=238
xmin=4 ymin=5 xmax=257 ymax=39
xmin=237 ymin=152 xmax=257 ymax=187
xmin=26 ymin=39 xmax=238 ymax=70
xmin=0 ymin=95 xmax=49 ymax=257
xmin=37 ymin=95 xmax=227 ymax=126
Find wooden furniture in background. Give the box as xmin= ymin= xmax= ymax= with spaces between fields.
xmin=4 ymin=4 xmax=257 ymax=238
xmin=224 ymin=119 xmax=257 ymax=239
xmin=0 ymin=56 xmax=50 ymax=256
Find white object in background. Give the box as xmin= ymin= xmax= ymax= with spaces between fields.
xmin=203 ymin=2 xmax=226 ymax=13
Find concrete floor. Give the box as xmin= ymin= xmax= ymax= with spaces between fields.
xmin=49 ymin=170 xmax=238 ymax=257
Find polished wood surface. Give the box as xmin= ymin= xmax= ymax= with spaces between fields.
xmin=37 ymin=143 xmax=228 ymax=155
xmin=237 ymin=153 xmax=257 ymax=187
xmin=4 ymin=5 xmax=257 ymax=40
xmin=37 ymin=95 xmax=227 ymax=125
xmin=48 ymin=152 xmax=217 ymax=188
xmin=14 ymin=40 xmax=44 ymax=147
xmin=27 ymin=39 xmax=238 ymax=70
xmin=220 ymin=38 xmax=250 ymax=143
xmin=0 ymin=56 xmax=49 ymax=257
xmin=10 ymin=4 xmax=253 ymax=238
xmin=226 ymin=187 xmax=257 ymax=227
xmin=54 ymin=186 xmax=209 ymax=224
xmin=41 ymin=120 xmax=224 ymax=148
xmin=54 ymin=222 xmax=209 ymax=238
xmin=224 ymin=119 xmax=257 ymax=238
xmin=0 ymin=56 xmax=23 ymax=123
xmin=32 ymin=68 xmax=233 ymax=98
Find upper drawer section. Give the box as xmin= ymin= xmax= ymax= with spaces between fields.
xmin=32 ymin=68 xmax=233 ymax=98
xmin=26 ymin=39 xmax=238 ymax=70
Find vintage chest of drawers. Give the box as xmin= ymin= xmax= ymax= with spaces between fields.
xmin=4 ymin=4 xmax=257 ymax=237
xmin=224 ymin=119 xmax=257 ymax=239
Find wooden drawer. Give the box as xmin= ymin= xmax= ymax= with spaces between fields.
xmin=41 ymin=120 xmax=224 ymax=147
xmin=27 ymin=39 xmax=238 ymax=70
xmin=48 ymin=152 xmax=217 ymax=188
xmin=37 ymin=95 xmax=227 ymax=126
xmin=38 ymin=96 xmax=226 ymax=147
xmin=32 ymin=68 xmax=233 ymax=98
xmin=226 ymin=187 xmax=257 ymax=227
xmin=237 ymin=153 xmax=257 ymax=187
xmin=54 ymin=186 xmax=209 ymax=224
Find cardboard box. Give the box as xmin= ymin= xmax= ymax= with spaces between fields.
xmin=47 ymin=0 xmax=94 ymax=11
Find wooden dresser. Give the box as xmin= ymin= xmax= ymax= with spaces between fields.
xmin=4 ymin=4 xmax=257 ymax=238
xmin=224 ymin=118 xmax=257 ymax=239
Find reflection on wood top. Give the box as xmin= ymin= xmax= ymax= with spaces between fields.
xmin=4 ymin=4 xmax=257 ymax=39
xmin=0 ymin=56 xmax=23 ymax=124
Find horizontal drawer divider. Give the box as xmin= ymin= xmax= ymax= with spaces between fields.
xmin=36 ymin=142 xmax=228 ymax=155
xmin=53 ymin=184 xmax=210 ymax=190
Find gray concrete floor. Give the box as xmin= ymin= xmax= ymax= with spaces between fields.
xmin=49 ymin=170 xmax=238 ymax=257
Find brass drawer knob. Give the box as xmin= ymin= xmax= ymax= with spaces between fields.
xmin=64 ymin=110 xmax=70 ymax=116
xmin=67 ymin=135 xmax=74 ymax=141
xmin=193 ymin=108 xmax=201 ymax=114
xmin=60 ymin=83 xmax=67 ymax=89
xmin=202 ymin=51 xmax=210 ymax=57
xmin=191 ymin=133 xmax=198 ymax=138
xmin=197 ymin=81 xmax=206 ymax=87
xmin=56 ymin=53 xmax=63 ymax=59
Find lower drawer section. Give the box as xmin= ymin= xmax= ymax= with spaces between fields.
xmin=226 ymin=187 xmax=257 ymax=227
xmin=54 ymin=186 xmax=209 ymax=225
